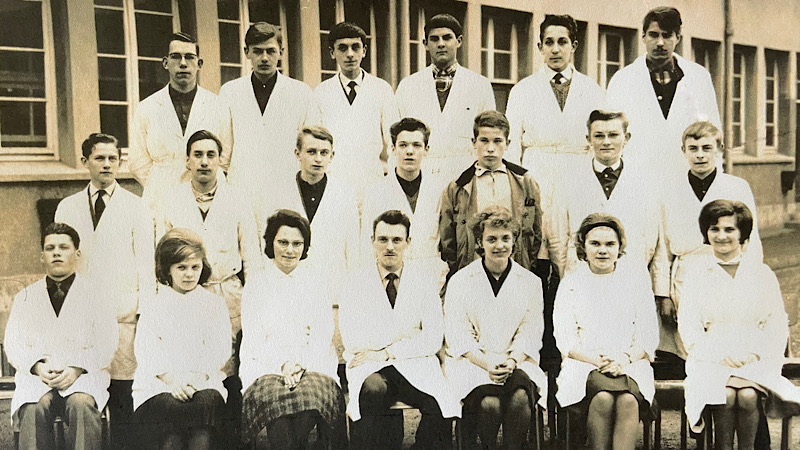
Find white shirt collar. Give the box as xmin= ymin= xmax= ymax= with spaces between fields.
xmin=88 ymin=181 xmax=117 ymax=198
xmin=377 ymin=263 xmax=403 ymax=283
xmin=339 ymin=69 xmax=364 ymax=89
xmin=715 ymin=252 xmax=743 ymax=265
xmin=475 ymin=162 xmax=508 ymax=177
xmin=544 ymin=64 xmax=574 ymax=82
xmin=592 ymin=158 xmax=621 ymax=172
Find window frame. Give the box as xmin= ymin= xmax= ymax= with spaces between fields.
xmin=597 ymin=29 xmax=625 ymax=88
xmin=764 ymin=51 xmax=779 ymax=151
xmin=731 ymin=49 xmax=746 ymax=152
xmin=408 ymin=5 xmax=427 ymax=74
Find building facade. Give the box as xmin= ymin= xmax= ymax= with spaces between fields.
xmin=0 ymin=0 xmax=798 ymax=281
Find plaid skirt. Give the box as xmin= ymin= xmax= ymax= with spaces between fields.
xmin=241 ymin=371 xmax=344 ymax=443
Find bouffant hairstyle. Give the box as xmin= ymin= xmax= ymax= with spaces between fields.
xmin=470 ymin=206 xmax=520 ymax=257
xmin=698 ymin=199 xmax=753 ymax=245
xmin=263 ymin=209 xmax=311 ymax=260
xmin=575 ymin=213 xmax=627 ymax=261
xmin=155 ymin=228 xmax=212 ymax=287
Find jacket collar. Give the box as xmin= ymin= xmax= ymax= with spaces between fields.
xmin=455 ymin=159 xmax=528 ymax=187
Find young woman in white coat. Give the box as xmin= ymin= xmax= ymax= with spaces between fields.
xmin=133 ymin=228 xmax=231 ymax=450
xmin=444 ymin=206 xmax=547 ymax=449
xmin=553 ymin=213 xmax=659 ymax=450
xmin=239 ymin=209 xmax=346 ymax=449
xmin=679 ymin=200 xmax=800 ymax=448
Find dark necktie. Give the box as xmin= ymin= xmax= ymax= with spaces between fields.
xmin=53 ymin=282 xmax=65 ymax=316
xmin=385 ymin=273 xmax=398 ymax=308
xmin=553 ymin=72 xmax=565 ymax=85
xmin=551 ymin=73 xmax=569 ymax=111
xmin=347 ymin=80 xmax=357 ymax=105
xmin=94 ymin=189 xmax=106 ymax=229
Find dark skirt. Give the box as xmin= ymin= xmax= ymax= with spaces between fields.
xmin=133 ymin=389 xmax=224 ymax=448
xmin=580 ymin=369 xmax=654 ymax=421
xmin=462 ymin=369 xmax=540 ymax=412
xmin=241 ymin=371 xmax=345 ymax=444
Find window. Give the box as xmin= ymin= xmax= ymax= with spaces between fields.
xmin=217 ymin=0 xmax=289 ymax=85
xmin=408 ymin=3 xmax=427 ymax=74
xmin=94 ymin=0 xmax=179 ymax=149
xmin=481 ymin=9 xmax=520 ymax=112
xmin=319 ymin=0 xmax=378 ymax=81
xmin=597 ymin=29 xmax=624 ymax=88
xmin=764 ymin=51 xmax=779 ymax=149
xmin=0 ymin=0 xmax=55 ymax=160
xmin=731 ymin=50 xmax=745 ymax=150
xmin=692 ymin=38 xmax=721 ymax=98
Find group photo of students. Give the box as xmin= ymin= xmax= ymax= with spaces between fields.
xmin=5 ymin=4 xmax=800 ymax=450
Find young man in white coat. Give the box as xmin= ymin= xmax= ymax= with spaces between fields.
xmin=5 ymin=223 xmax=118 ymax=450
xmin=361 ymin=118 xmax=447 ymax=276
xmin=221 ymin=22 xmax=318 ymax=203
xmin=549 ymin=110 xmax=670 ymax=309
xmin=129 ymin=32 xmax=231 ymax=212
xmin=395 ymin=14 xmax=495 ymax=181
xmin=255 ymin=126 xmax=359 ymax=306
xmin=606 ymin=7 xmax=721 ymax=179
xmin=340 ymin=210 xmax=460 ymax=450
xmin=54 ymin=132 xmax=155 ymax=448
xmin=315 ymin=21 xmax=399 ymax=196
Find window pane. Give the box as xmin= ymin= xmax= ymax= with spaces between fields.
xmin=100 ymin=104 xmax=129 ymax=148
xmin=0 ymin=101 xmax=47 ymax=147
xmin=410 ymin=43 xmax=418 ymax=73
xmin=481 ymin=51 xmax=488 ymax=77
xmin=606 ymin=35 xmax=621 ymax=62
xmin=221 ymin=66 xmax=241 ymax=84
xmin=98 ymin=57 xmax=127 ymax=101
xmin=321 ymin=72 xmax=335 ymax=81
xmin=134 ymin=0 xmax=172 ymax=13
xmin=136 ymin=13 xmax=174 ymax=58
xmin=733 ymin=101 xmax=741 ymax=122
xmin=766 ymin=58 xmax=775 ymax=76
xmin=0 ymin=0 xmax=44 ymax=48
xmin=319 ymin=0 xmax=336 ymax=30
xmin=95 ymin=0 xmax=123 ymax=6
xmin=0 ymin=51 xmax=45 ymax=98
xmin=494 ymin=20 xmax=511 ymax=51
xmin=494 ymin=53 xmax=511 ymax=79
xmin=138 ymin=59 xmax=167 ymax=100
xmin=766 ymin=104 xmax=775 ymax=123
xmin=492 ymin=84 xmax=510 ymax=114
xmin=766 ymin=79 xmax=775 ymax=100
xmin=249 ymin=0 xmax=280 ymax=23
xmin=766 ymin=126 xmax=774 ymax=146
xmin=410 ymin=8 xmax=419 ymax=40
xmin=733 ymin=53 xmax=742 ymax=74
xmin=217 ymin=0 xmax=239 ymax=21
xmin=320 ymin=35 xmax=337 ymax=72
xmin=219 ymin=22 xmax=241 ymax=64
xmin=345 ymin=0 xmax=372 ymax=35
xmin=481 ymin=16 xmax=489 ymax=48
xmin=733 ymin=77 xmax=741 ymax=99
xmin=733 ymin=125 xmax=742 ymax=147
xmin=606 ymin=64 xmax=619 ymax=85
xmin=96 ymin=8 xmax=126 ymax=55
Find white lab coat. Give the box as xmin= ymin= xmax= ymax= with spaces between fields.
xmin=220 ymin=72 xmax=318 ymax=201
xmin=549 ymin=160 xmax=669 ymax=297
xmin=679 ymin=251 xmax=800 ymax=431
xmin=128 ymin=85 xmax=232 ymax=211
xmin=553 ymin=261 xmax=659 ymax=407
xmin=133 ymin=286 xmax=231 ymax=410
xmin=443 ymin=259 xmax=548 ymax=407
xmin=607 ymin=54 xmax=721 ymax=178
xmin=339 ymin=261 xmax=461 ymax=421
xmin=505 ymin=67 xmax=605 ymax=213
xmin=396 ymin=64 xmax=495 ymax=180
xmin=314 ymin=72 xmax=399 ymax=195
xmin=256 ymin=175 xmax=359 ymax=306
xmin=239 ymin=262 xmax=339 ymax=392
xmin=155 ymin=178 xmax=263 ymax=342
xmin=55 ymin=183 xmax=156 ymax=380
xmin=5 ymin=276 xmax=118 ymax=420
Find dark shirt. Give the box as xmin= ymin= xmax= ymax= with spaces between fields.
xmin=46 ymin=273 xmax=76 ymax=317
xmin=688 ymin=169 xmax=717 ymax=201
xmin=594 ymin=160 xmax=624 ymax=200
xmin=251 ymin=72 xmax=278 ymax=114
xmin=482 ymin=258 xmax=512 ymax=297
xmin=168 ymin=85 xmax=197 ymax=134
xmin=297 ymin=172 xmax=327 ymax=223
xmin=647 ymin=58 xmax=685 ymax=119
xmin=396 ymin=172 xmax=422 ymax=213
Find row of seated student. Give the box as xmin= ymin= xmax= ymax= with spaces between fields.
xmin=7 ymin=199 xmax=798 ymax=449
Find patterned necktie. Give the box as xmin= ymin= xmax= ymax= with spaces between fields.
xmin=385 ymin=273 xmax=398 ymax=308
xmin=347 ymin=80 xmax=357 ymax=105
xmin=53 ymin=282 xmax=65 ymax=316
xmin=94 ymin=189 xmax=106 ymax=229
xmin=551 ymin=73 xmax=569 ymax=111
xmin=553 ymin=72 xmax=565 ymax=85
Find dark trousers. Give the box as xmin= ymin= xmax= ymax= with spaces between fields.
xmin=351 ymin=365 xmax=449 ymax=450
xmin=17 ymin=390 xmax=102 ymax=450
xmin=107 ymin=379 xmax=133 ymax=450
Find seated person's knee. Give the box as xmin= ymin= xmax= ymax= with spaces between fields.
xmin=479 ymin=396 xmax=502 ymax=417
xmin=508 ymin=389 xmax=531 ymax=412
xmin=736 ymin=388 xmax=759 ymax=411
xmin=589 ymin=392 xmax=615 ymax=412
xmin=360 ymin=373 xmax=389 ymax=399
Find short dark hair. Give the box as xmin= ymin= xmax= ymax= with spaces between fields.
xmin=682 ymin=121 xmax=723 ymax=151
xmin=424 ymin=14 xmax=462 ymax=39
xmin=470 ymin=206 xmax=520 ymax=257
xmin=81 ymin=133 xmax=120 ymax=159
xmin=155 ymin=228 xmax=212 ymax=287
xmin=372 ymin=210 xmax=411 ymax=239
xmin=575 ymin=213 xmax=627 ymax=261
xmin=473 ymin=110 xmax=510 ymax=139
xmin=328 ymin=22 xmax=367 ymax=48
xmin=296 ymin=126 xmax=334 ymax=151
xmin=643 ymin=6 xmax=682 ymax=35
xmin=539 ymin=14 xmax=578 ymax=44
xmin=186 ymin=130 xmax=223 ymax=157
xmin=168 ymin=32 xmax=199 ymax=56
xmin=42 ymin=222 xmax=80 ymax=249
xmin=263 ymin=209 xmax=312 ymax=260
xmin=245 ymin=22 xmax=282 ymax=48
xmin=587 ymin=110 xmax=629 ymax=134
xmin=698 ymin=199 xmax=753 ymax=245
xmin=390 ymin=118 xmax=430 ymax=146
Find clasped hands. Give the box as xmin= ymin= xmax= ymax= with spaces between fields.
xmin=281 ymin=361 xmax=306 ymax=390
xmin=722 ymin=352 xmax=759 ymax=369
xmin=485 ymin=352 xmax=517 ymax=385
xmin=159 ymin=371 xmax=208 ymax=402
xmin=590 ymin=351 xmax=630 ymax=377
xmin=34 ymin=360 xmax=83 ymax=391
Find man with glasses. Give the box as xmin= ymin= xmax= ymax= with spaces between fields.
xmin=129 ymin=32 xmax=231 ymax=212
